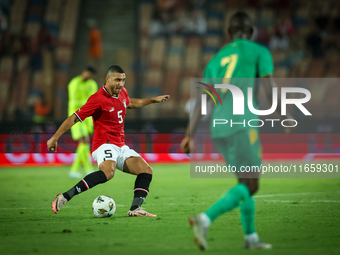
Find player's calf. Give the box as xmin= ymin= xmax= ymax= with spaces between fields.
xmin=126 ymin=172 xmax=156 ymax=216
xmin=59 ymin=170 xmax=108 ymax=205
xmin=126 ymin=171 xmax=154 ymax=216
xmin=123 ymin=157 xmax=154 ymax=216
xmin=129 ymin=172 xmax=152 ymax=211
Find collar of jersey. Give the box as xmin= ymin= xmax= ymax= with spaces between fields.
xmin=103 ymin=86 xmax=119 ymax=99
xmin=231 ymin=38 xmax=246 ymax=43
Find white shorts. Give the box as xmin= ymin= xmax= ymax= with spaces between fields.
xmin=92 ymin=144 xmax=141 ymax=171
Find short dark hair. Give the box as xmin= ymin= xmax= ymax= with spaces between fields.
xmin=228 ymin=11 xmax=253 ymax=37
xmin=85 ymin=66 xmax=97 ymax=74
xmin=107 ymin=65 xmax=125 ymax=76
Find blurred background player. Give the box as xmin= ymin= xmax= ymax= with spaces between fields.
xmin=181 ymin=11 xmax=293 ymax=250
xmin=68 ymin=66 xmax=98 ymax=178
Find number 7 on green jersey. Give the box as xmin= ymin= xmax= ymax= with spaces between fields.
xmin=220 ymin=54 xmax=238 ymax=93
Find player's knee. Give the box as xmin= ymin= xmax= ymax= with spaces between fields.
xmin=249 ymin=180 xmax=259 ymax=195
xmin=77 ymin=137 xmax=86 ymax=143
xmin=140 ymin=165 xmax=153 ymax=174
xmin=99 ymin=162 xmax=116 ymax=180
xmin=144 ymin=165 xmax=153 ymax=175
xmin=104 ymin=169 xmax=115 ymax=180
xmin=240 ymin=179 xmax=258 ymax=195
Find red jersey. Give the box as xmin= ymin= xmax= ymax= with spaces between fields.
xmin=75 ymin=85 xmax=131 ymax=152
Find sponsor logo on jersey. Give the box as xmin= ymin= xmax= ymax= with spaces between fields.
xmin=123 ymin=99 xmax=127 ymax=108
xmin=109 ymin=107 xmax=114 ymax=112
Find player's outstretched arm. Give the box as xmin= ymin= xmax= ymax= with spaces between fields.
xmin=127 ymin=95 xmax=170 ymax=109
xmin=47 ymin=114 xmax=79 ymax=152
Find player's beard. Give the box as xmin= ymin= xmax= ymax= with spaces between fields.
xmin=110 ymin=86 xmax=122 ymax=96
xmin=114 ymin=87 xmax=122 ymax=94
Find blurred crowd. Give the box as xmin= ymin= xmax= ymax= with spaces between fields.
xmin=138 ymin=0 xmax=340 ymax=119
xmin=0 ymin=0 xmax=340 ymax=122
xmin=0 ymin=0 xmax=80 ymax=122
xmin=148 ymin=0 xmax=340 ymax=60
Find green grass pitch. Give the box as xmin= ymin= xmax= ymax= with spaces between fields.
xmin=0 ymin=164 xmax=339 ymax=255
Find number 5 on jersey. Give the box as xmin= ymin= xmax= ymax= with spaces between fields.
xmin=117 ymin=110 xmax=123 ymax=124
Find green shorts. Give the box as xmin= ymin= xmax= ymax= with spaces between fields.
xmin=70 ymin=117 xmax=93 ymax=140
xmin=213 ymin=128 xmax=262 ymax=175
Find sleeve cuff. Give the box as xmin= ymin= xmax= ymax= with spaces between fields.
xmin=260 ymin=72 xmax=273 ymax=78
xmin=74 ymin=112 xmax=83 ymax=122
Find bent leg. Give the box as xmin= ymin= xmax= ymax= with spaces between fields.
xmin=62 ymin=160 xmax=115 ymax=201
xmin=205 ymin=183 xmax=250 ymax=222
xmin=204 ymin=132 xmax=261 ymax=223
xmin=123 ymin=156 xmax=153 ymax=175
xmin=124 ymin=157 xmax=154 ymax=212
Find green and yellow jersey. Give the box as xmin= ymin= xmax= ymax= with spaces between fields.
xmin=203 ymin=39 xmax=274 ymax=138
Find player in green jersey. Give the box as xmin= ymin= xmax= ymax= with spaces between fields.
xmin=68 ymin=67 xmax=98 ymax=178
xmin=181 ymin=12 xmax=293 ymax=250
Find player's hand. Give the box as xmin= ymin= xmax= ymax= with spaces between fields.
xmin=153 ymin=95 xmax=170 ymax=103
xmin=47 ymin=137 xmax=58 ymax=152
xmin=180 ymin=134 xmax=194 ymax=154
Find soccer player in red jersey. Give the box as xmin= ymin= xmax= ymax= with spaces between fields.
xmin=47 ymin=65 xmax=170 ymax=217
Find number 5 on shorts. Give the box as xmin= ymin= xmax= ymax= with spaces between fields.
xmin=103 ymin=149 xmax=112 ymax=161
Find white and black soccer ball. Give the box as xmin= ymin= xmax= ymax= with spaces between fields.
xmin=92 ymin=195 xmax=116 ymax=218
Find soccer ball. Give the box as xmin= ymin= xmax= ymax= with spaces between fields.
xmin=92 ymin=195 xmax=116 ymax=218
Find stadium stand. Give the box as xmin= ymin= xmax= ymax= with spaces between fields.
xmin=0 ymin=56 xmax=13 ymax=121
xmin=0 ymin=0 xmax=339 ymax=121
xmin=0 ymin=0 xmax=80 ymax=121
xmin=137 ymin=0 xmax=340 ymax=119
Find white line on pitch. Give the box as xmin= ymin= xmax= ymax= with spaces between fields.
xmin=256 ymin=200 xmax=340 ymax=203
xmin=254 ymin=191 xmax=340 ymax=198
